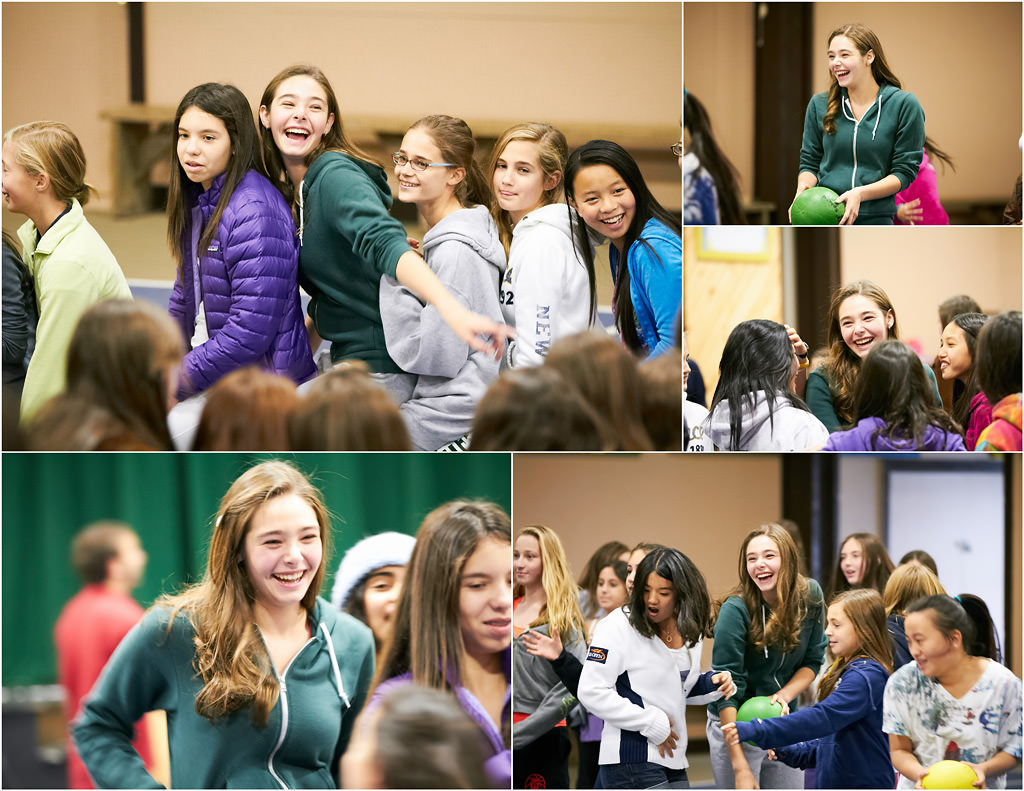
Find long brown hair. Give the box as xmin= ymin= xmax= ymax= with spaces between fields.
xmin=258 ymin=64 xmax=381 ymax=205
xmin=823 ymin=24 xmax=903 ymax=135
xmin=408 ymin=115 xmax=490 ymax=208
xmin=191 ymin=367 xmax=298 ymax=451
xmin=828 ymin=532 xmax=895 ymax=600
xmin=822 ymin=280 xmax=898 ymax=425
xmin=716 ymin=523 xmax=819 ymax=653
xmin=817 ymin=589 xmax=893 ymax=701
xmin=159 ymin=461 xmax=330 ymax=727
xmin=374 ymin=502 xmax=510 ymax=693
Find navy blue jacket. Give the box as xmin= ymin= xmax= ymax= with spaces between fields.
xmin=734 ymin=658 xmax=894 ymax=789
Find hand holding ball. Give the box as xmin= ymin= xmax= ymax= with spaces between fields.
xmin=736 ymin=696 xmax=785 ymax=722
xmin=790 ymin=187 xmax=845 ymax=225
xmin=921 ymin=760 xmax=979 ymax=789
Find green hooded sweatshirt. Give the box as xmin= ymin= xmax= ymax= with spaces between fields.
xmin=74 ymin=598 xmax=374 ymax=789
xmin=298 ymin=151 xmax=412 ymax=373
xmin=799 ymin=84 xmax=925 ymax=223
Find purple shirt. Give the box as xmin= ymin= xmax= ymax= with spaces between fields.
xmin=823 ymin=416 xmax=966 ymax=451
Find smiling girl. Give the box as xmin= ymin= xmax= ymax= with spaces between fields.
xmin=883 ymin=595 xmax=1022 ymax=789
xmin=565 ymin=140 xmax=682 ymax=358
xmin=74 ymin=461 xmax=375 ymax=788
xmin=723 ymin=589 xmax=895 ymax=789
xmin=807 ymin=280 xmax=940 ymax=432
xmin=258 ymin=65 xmax=508 ymax=378
xmin=379 ymin=116 xmax=504 ymax=450
xmin=707 ymin=524 xmax=827 ymax=789
xmin=579 ymin=548 xmax=733 ymax=789
xmin=167 ymin=83 xmax=315 ymax=400
xmin=513 ymin=525 xmax=588 ymax=788
xmin=489 ymin=123 xmax=595 ymax=368
xmin=828 ymin=533 xmax=895 ymax=600
xmin=938 ymin=312 xmax=993 ymax=449
xmin=365 ymin=501 xmax=512 ymax=787
xmin=796 ymin=23 xmax=925 ymax=225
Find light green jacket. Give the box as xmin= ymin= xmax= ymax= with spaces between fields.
xmin=17 ymin=199 xmax=131 ymax=421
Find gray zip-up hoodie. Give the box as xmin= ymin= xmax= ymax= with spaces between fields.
xmin=513 ymin=622 xmax=587 ymax=750
xmin=379 ymin=205 xmax=504 ymax=450
xmin=703 ymin=391 xmax=829 ymax=451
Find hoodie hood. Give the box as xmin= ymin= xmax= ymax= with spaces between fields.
xmin=423 ymin=204 xmax=506 ymax=279
xmin=513 ymin=201 xmax=578 ymax=244
xmin=840 ymin=83 xmax=902 ymax=141
xmin=705 ymin=392 xmax=828 ymax=451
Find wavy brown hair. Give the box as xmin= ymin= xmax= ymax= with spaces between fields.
xmin=716 ymin=523 xmax=820 ymax=653
xmin=258 ymin=64 xmax=381 ymax=206
xmin=158 ymin=461 xmax=330 ymax=727
xmin=817 ymin=589 xmax=893 ymax=701
xmin=374 ymin=501 xmax=510 ymax=694
xmin=821 ymin=280 xmax=898 ymax=425
xmin=823 ymin=24 xmax=903 ymax=135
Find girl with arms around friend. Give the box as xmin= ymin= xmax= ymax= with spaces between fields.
xmin=565 ymin=140 xmax=682 ymax=358
xmin=2 ymin=121 xmax=131 ymax=422
xmin=490 ymin=123 xmax=595 ymax=368
xmin=379 ymin=116 xmax=504 ymax=450
xmin=723 ymin=589 xmax=895 ymax=789
xmin=884 ymin=595 xmax=1021 ymax=788
xmin=167 ymin=83 xmax=315 ymax=400
xmin=796 ymin=23 xmax=925 ymax=225
xmin=258 ymin=65 xmax=507 ymax=376
xmin=74 ymin=461 xmax=375 ymax=789
xmin=808 ymin=280 xmax=940 ymax=433
xmin=707 ymin=523 xmax=827 ymax=790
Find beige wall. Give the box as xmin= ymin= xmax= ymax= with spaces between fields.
xmin=838 ymin=226 xmax=1022 ymax=361
xmin=683 ymin=2 xmax=1021 ymax=203
xmin=2 ymin=3 xmax=681 ymax=212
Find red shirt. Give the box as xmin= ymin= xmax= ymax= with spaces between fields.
xmin=54 ymin=584 xmax=152 ymax=789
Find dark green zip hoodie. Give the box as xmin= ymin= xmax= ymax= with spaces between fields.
xmin=799 ymin=84 xmax=925 ymax=222
xmin=298 ymin=151 xmax=412 ymax=373
xmin=74 ymin=598 xmax=374 ymax=789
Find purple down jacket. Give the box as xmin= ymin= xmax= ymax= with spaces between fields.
xmin=169 ymin=170 xmax=315 ymax=398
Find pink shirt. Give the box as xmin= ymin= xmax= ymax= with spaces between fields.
xmin=894 ymin=150 xmax=950 ymax=225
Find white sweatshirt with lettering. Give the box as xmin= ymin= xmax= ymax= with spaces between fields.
xmin=499 ymin=202 xmax=596 ymax=368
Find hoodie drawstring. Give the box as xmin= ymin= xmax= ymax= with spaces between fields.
xmin=319 ymin=622 xmax=349 ymax=708
xmin=298 ymin=178 xmax=305 ymax=246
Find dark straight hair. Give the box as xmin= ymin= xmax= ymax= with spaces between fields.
xmin=977 ymin=311 xmax=1023 ymax=404
xmin=683 ymin=90 xmax=744 ymax=224
xmin=944 ymin=312 xmax=988 ymax=428
xmin=709 ymin=319 xmax=813 ymax=450
xmin=626 ymin=547 xmax=712 ymax=647
xmin=167 ymin=83 xmax=264 ymax=273
xmin=565 ymin=140 xmax=680 ymax=353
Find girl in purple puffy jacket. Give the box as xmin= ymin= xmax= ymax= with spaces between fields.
xmin=167 ymin=82 xmax=315 ymax=400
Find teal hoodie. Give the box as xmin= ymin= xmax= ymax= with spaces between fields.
xmin=74 ymin=598 xmax=374 ymax=789
xmin=799 ymin=84 xmax=925 ymax=222
xmin=298 ymin=151 xmax=412 ymax=373
xmin=708 ymin=579 xmax=827 ymax=717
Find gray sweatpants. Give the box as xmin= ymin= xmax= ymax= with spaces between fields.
xmin=706 ymin=712 xmax=805 ymax=789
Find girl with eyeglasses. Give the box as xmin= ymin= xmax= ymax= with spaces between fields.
xmin=378 ymin=116 xmax=504 ymax=450
xmin=489 ymin=123 xmax=596 ymax=369
xmin=258 ymin=66 xmax=510 ymax=385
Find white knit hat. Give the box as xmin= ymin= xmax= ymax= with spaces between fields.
xmin=330 ymin=531 xmax=417 ymax=611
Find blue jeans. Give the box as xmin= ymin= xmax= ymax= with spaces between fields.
xmin=597 ymin=763 xmax=689 ymax=789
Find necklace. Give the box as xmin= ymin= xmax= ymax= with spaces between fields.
xmin=660 ymin=629 xmax=679 ymax=646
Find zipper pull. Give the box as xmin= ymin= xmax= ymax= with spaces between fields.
xmin=279 ymin=679 xmax=287 ymax=694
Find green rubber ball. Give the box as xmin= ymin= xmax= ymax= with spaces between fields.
xmin=790 ymin=186 xmax=845 ymax=225
xmin=736 ymin=696 xmax=784 ymax=722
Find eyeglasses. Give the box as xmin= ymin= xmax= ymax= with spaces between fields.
xmin=670 ymin=143 xmax=683 ymax=157
xmin=392 ymin=152 xmax=455 ymax=171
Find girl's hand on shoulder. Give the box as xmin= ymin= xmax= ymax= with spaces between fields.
xmin=768 ymin=693 xmax=790 ymax=716
xmin=656 ymin=726 xmax=679 ymax=759
xmin=896 ymin=198 xmax=922 ymax=225
xmin=721 ymin=721 xmax=740 ymax=747
xmin=712 ymin=670 xmax=736 ymax=699
xmin=520 ymin=626 xmax=563 ymax=661
xmin=836 ymin=188 xmax=862 ymax=225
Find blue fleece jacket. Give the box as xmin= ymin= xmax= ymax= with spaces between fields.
xmin=608 ymin=218 xmax=681 ymax=358
xmin=733 ymin=658 xmax=894 ymax=789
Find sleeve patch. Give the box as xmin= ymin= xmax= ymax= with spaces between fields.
xmin=587 ymin=646 xmax=608 ymax=664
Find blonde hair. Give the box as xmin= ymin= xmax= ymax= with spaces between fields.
xmin=514 ymin=525 xmax=585 ymax=638
xmin=883 ymin=562 xmax=946 ymax=616
xmin=4 ymin=121 xmax=94 ymax=206
xmin=817 ymin=589 xmax=893 ymax=701
xmin=487 ymin=123 xmax=567 ymax=252
xmin=159 ymin=461 xmax=330 ymax=727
